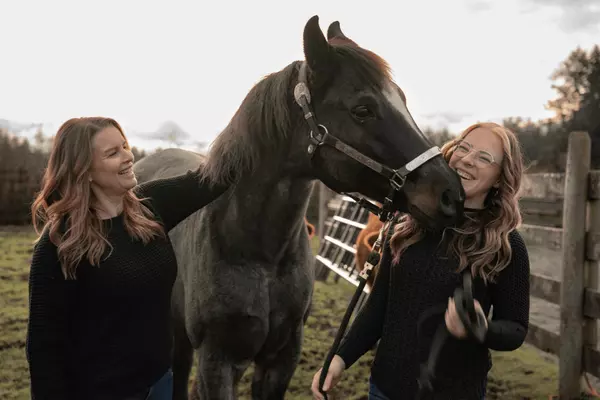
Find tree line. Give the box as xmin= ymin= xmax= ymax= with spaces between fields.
xmin=426 ymin=45 xmax=600 ymax=172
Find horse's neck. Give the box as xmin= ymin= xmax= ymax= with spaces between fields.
xmin=214 ymin=172 xmax=314 ymax=262
xmin=232 ymin=173 xmax=313 ymax=230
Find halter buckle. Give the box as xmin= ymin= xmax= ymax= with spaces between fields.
xmin=389 ymin=170 xmax=407 ymax=191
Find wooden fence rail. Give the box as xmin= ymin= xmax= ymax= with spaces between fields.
xmin=315 ymin=130 xmax=600 ymax=399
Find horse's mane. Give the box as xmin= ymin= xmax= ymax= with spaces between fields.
xmin=200 ymin=61 xmax=299 ymax=185
xmin=200 ymin=40 xmax=393 ymax=186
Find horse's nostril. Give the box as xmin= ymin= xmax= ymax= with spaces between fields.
xmin=442 ymin=190 xmax=452 ymax=206
xmin=440 ymin=189 xmax=456 ymax=217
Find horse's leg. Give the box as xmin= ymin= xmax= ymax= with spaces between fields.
xmin=251 ymin=322 xmax=304 ymax=400
xmin=169 ymin=270 xmax=195 ymax=400
xmin=172 ymin=314 xmax=194 ymax=400
xmin=190 ymin=341 xmax=251 ymax=400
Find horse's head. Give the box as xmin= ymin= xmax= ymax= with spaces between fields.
xmin=296 ymin=16 xmax=464 ymax=229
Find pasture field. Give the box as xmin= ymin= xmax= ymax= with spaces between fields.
xmin=0 ymin=226 xmax=583 ymax=399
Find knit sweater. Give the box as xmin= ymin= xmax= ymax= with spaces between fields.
xmin=26 ymin=169 xmax=228 ymax=400
xmin=336 ymin=219 xmax=530 ymax=400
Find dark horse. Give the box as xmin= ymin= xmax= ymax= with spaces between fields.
xmin=133 ymin=16 xmax=465 ymax=399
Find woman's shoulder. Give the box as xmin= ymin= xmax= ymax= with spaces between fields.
xmin=132 ymin=186 xmax=159 ymax=213
xmin=28 ymin=226 xmax=66 ymax=279
xmin=33 ymin=225 xmax=54 ymax=247
xmin=504 ymin=229 xmax=530 ymax=275
xmin=31 ymin=226 xmax=60 ymax=259
xmin=508 ymin=229 xmax=528 ymax=254
xmin=132 ymin=185 xmax=149 ymax=204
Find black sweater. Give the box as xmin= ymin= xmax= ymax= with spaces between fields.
xmin=26 ymin=170 xmax=228 ymax=400
xmin=336 ymin=226 xmax=530 ymax=399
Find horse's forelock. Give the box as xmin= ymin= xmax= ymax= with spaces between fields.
xmin=330 ymin=40 xmax=393 ymax=88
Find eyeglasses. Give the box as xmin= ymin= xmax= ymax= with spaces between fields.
xmin=453 ymin=140 xmax=498 ymax=168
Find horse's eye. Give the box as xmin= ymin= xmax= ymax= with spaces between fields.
xmin=351 ymin=105 xmax=374 ymax=121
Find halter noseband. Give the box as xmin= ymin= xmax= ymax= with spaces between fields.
xmin=293 ymin=61 xmax=441 ymax=221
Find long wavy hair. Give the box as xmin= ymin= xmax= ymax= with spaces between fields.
xmin=31 ymin=117 xmax=165 ymax=279
xmin=389 ymin=122 xmax=524 ymax=283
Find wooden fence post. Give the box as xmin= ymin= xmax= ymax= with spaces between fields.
xmin=584 ymin=167 xmax=600 ymax=393
xmin=559 ymin=131 xmax=591 ymax=398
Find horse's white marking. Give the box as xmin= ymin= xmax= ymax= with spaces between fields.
xmin=383 ymin=83 xmax=421 ymax=133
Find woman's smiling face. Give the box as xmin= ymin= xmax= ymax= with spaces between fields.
xmin=89 ymin=126 xmax=137 ymax=197
xmin=448 ymin=126 xmax=503 ymax=209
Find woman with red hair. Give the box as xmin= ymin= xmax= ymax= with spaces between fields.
xmin=312 ymin=122 xmax=531 ymax=400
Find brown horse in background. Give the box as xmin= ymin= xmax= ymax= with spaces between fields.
xmin=305 ymin=217 xmax=315 ymax=239
xmin=354 ymin=204 xmax=384 ymax=289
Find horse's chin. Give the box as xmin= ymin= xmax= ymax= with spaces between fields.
xmin=315 ymin=176 xmax=354 ymax=196
xmin=407 ymin=204 xmax=450 ymax=233
xmin=319 ymin=179 xmax=447 ymax=232
xmin=405 ymin=204 xmax=430 ymax=228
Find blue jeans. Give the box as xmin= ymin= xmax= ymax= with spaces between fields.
xmin=368 ymin=376 xmax=486 ymax=400
xmin=145 ymin=369 xmax=173 ymax=400
xmin=368 ymin=377 xmax=390 ymax=400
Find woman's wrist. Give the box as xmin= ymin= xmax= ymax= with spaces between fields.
xmin=334 ymin=354 xmax=347 ymax=370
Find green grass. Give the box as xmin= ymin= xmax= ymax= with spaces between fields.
xmin=0 ymin=227 xmax=38 ymax=400
xmin=0 ymin=226 xmax=586 ymax=399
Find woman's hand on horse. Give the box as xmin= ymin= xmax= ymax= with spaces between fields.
xmin=311 ymin=355 xmax=346 ymax=400
xmin=445 ymin=297 xmax=488 ymax=339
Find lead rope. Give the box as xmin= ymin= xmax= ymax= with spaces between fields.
xmin=318 ymin=214 xmax=396 ymax=400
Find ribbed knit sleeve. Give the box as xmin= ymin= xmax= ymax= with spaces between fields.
xmin=26 ymin=229 xmax=72 ymax=399
xmin=483 ymin=230 xmax=530 ymax=350
xmin=335 ymin=242 xmax=392 ymax=369
xmin=136 ymin=169 xmax=229 ymax=231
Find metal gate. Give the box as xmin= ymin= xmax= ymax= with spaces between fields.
xmin=315 ymin=194 xmax=374 ymax=294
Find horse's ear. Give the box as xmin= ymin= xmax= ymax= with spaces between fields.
xmin=303 ymin=15 xmax=335 ymax=78
xmin=327 ymin=21 xmax=351 ymax=42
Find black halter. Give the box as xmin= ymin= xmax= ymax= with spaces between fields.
xmin=293 ymin=61 xmax=441 ymax=222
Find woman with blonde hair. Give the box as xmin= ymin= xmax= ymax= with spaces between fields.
xmin=26 ymin=117 xmax=228 ymax=400
xmin=312 ymin=122 xmax=530 ymax=399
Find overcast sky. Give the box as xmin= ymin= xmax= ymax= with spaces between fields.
xmin=1 ymin=0 xmax=598 ymax=151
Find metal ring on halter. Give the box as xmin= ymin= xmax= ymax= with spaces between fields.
xmin=310 ymin=124 xmax=328 ymax=144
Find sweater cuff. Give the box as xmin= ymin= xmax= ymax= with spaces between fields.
xmin=335 ymin=346 xmax=360 ymax=370
xmin=482 ymin=320 xmax=527 ymax=350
